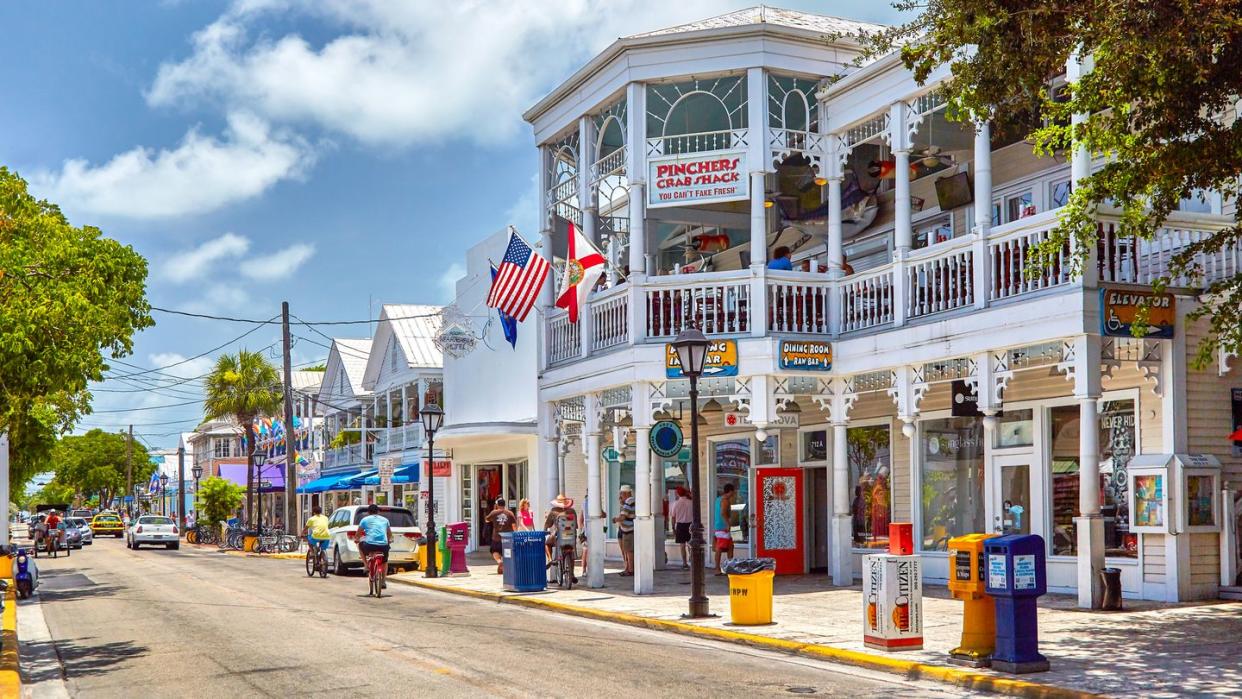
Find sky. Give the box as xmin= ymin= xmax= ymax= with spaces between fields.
xmin=0 ymin=0 xmax=909 ymax=451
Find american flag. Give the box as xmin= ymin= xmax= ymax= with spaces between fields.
xmin=485 ymin=229 xmax=549 ymax=322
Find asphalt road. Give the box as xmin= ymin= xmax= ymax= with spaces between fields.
xmin=18 ymin=536 xmax=972 ymax=698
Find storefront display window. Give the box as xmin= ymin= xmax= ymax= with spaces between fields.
xmin=848 ymin=425 xmax=891 ymax=549
xmin=663 ymin=457 xmax=689 ymax=540
xmin=802 ymin=430 xmax=827 ymax=462
xmin=713 ymin=439 xmax=750 ymax=544
xmin=1048 ymin=399 xmax=1138 ymax=558
xmin=606 ymin=458 xmax=635 ymax=539
xmin=994 ymin=409 xmax=1034 ymax=448
xmin=919 ymin=417 xmax=985 ymax=551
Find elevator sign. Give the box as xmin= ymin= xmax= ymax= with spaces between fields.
xmin=648 ymin=150 xmax=749 ymax=208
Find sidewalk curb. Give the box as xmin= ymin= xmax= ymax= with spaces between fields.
xmin=0 ymin=587 xmax=20 ymax=699
xmin=389 ymin=576 xmax=1096 ymax=699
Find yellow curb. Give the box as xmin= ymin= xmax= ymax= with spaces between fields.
xmin=0 ymin=588 xmax=20 ymax=699
xmin=389 ymin=576 xmax=1097 ymax=699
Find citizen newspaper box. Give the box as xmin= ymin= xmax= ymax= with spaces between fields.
xmin=1126 ymin=454 xmax=1222 ymax=534
xmin=983 ymin=534 xmax=1049 ymax=674
xmin=862 ymin=553 xmax=923 ymax=651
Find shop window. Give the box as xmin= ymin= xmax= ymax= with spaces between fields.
xmin=919 ymin=417 xmax=986 ymax=551
xmin=801 ymin=430 xmax=828 ymax=462
xmin=848 ymin=425 xmax=892 ymax=550
xmin=606 ymin=458 xmax=635 ymax=539
xmin=1048 ymin=400 xmax=1138 ymax=558
xmin=913 ymin=215 xmax=953 ymax=250
xmin=757 ymin=434 xmax=779 ymax=466
xmin=994 ymin=409 xmax=1034 ymax=448
xmin=662 ymin=456 xmax=690 ymax=540
xmin=713 ymin=439 xmax=750 ymax=544
xmin=1006 ymin=191 xmax=1035 ymax=222
xmin=1049 ymin=180 xmax=1072 ymax=209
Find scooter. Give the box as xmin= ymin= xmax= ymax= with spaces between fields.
xmin=12 ymin=547 xmax=38 ymax=599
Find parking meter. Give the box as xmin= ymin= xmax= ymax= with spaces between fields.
xmin=946 ymin=533 xmax=997 ymax=666
xmin=984 ymin=534 xmax=1050 ymax=673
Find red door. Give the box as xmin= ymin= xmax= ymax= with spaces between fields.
xmin=755 ymin=468 xmax=805 ymax=574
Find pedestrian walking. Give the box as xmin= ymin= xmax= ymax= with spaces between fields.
xmin=669 ymin=486 xmax=694 ymax=570
xmin=484 ymin=497 xmax=516 ymax=574
xmin=714 ymin=483 xmax=736 ymax=575
xmin=516 ymin=499 xmax=534 ymax=531
xmin=614 ymin=486 xmax=635 ymax=576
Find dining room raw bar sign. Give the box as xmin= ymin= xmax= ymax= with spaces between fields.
xmin=648 ymin=150 xmax=748 ymax=208
xmin=778 ymin=340 xmax=833 ymax=371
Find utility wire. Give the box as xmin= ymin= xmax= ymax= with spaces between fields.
xmin=152 ymin=306 xmax=440 ymax=326
xmin=103 ymin=319 xmax=276 ymax=379
xmin=88 ymin=398 xmax=202 ymax=413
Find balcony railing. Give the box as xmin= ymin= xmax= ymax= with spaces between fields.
xmin=543 ymin=211 xmax=1238 ymax=367
xmin=374 ymin=423 xmax=425 ymax=456
xmin=323 ymin=443 xmax=365 ymax=470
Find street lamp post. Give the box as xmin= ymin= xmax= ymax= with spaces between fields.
xmin=159 ymin=473 xmax=170 ymax=517
xmin=420 ymin=403 xmax=444 ymax=579
xmin=192 ymin=464 xmax=203 ymax=519
xmin=672 ymin=328 xmax=711 ymax=619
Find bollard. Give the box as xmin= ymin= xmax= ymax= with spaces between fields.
xmin=946 ymin=533 xmax=998 ymax=667
xmin=984 ymin=534 xmax=1050 ymax=674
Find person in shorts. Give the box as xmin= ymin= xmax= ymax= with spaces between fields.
xmin=304 ymin=506 xmax=330 ymax=555
xmin=484 ymin=498 xmax=516 ymax=574
xmin=714 ymin=484 xmax=736 ymax=575
xmin=613 ymin=486 xmax=635 ymax=577
xmin=669 ymin=486 xmax=694 ymax=569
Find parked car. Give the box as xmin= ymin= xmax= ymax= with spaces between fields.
xmin=62 ymin=523 xmax=83 ymax=550
xmin=69 ymin=508 xmax=94 ymax=520
xmin=325 ymin=505 xmax=420 ymax=575
xmin=126 ymin=515 xmax=179 ymax=550
xmin=90 ymin=513 xmax=125 ymax=537
xmin=66 ymin=518 xmax=94 ymax=546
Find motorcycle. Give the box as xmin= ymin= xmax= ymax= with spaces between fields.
xmin=12 ymin=547 xmax=38 ymax=599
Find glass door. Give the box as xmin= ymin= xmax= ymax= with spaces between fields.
xmin=991 ymin=453 xmax=1041 ymax=537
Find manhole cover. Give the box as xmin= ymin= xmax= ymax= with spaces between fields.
xmin=786 ymin=688 xmax=817 ymax=695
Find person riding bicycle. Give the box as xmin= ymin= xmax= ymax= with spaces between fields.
xmin=543 ymin=494 xmax=578 ymax=584
xmin=304 ymin=506 xmax=330 ymax=557
xmin=355 ymin=503 xmax=391 ymax=587
xmin=44 ymin=511 xmax=62 ymax=556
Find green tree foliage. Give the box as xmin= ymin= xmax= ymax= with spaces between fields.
xmin=202 ymin=350 xmax=282 ymax=526
xmin=195 ymin=476 xmax=244 ymax=527
xmin=864 ymin=2 xmax=1241 ymax=367
xmin=0 ymin=168 xmax=153 ymax=485
xmin=52 ymin=429 xmax=153 ymax=507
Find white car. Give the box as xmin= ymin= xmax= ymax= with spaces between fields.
xmin=326 ymin=505 xmax=420 ymax=575
xmin=126 ymin=515 xmax=180 ymax=550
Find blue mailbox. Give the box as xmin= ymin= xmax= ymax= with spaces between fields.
xmin=983 ymin=534 xmax=1050 ymax=674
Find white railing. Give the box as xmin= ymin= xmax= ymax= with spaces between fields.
xmin=769 ymin=127 xmax=827 ymax=160
xmin=988 ymin=212 xmax=1070 ymax=300
xmin=767 ymin=272 xmax=830 ymax=334
xmin=373 ymin=430 xmax=389 ymax=454
xmin=644 ymin=271 xmax=751 ymax=338
xmin=1098 ymin=214 xmax=1239 ymax=287
xmin=548 ymin=310 xmax=580 ymax=365
xmin=324 ymin=443 xmax=365 ymax=470
xmin=591 ymin=284 xmax=630 ymax=351
xmin=840 ymin=265 xmax=894 ymax=333
xmin=907 ymin=241 xmax=974 ymax=319
xmin=399 ymin=423 xmax=423 ymax=451
xmin=592 ymin=148 xmax=625 ymax=182
xmin=646 ymin=128 xmax=748 ymax=157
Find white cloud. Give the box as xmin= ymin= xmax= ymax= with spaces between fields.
xmin=504 ymin=174 xmax=540 ymax=239
xmin=162 ymin=232 xmax=251 ymax=282
xmin=31 ymin=112 xmax=314 ymax=219
xmin=146 ymin=0 xmax=749 ymax=147
xmin=438 ymin=262 xmax=466 ymax=303
xmin=239 ymin=242 xmax=316 ymax=280
xmin=148 ymin=352 xmax=217 ymax=380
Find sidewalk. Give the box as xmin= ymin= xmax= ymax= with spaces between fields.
xmin=390 ymin=561 xmax=1242 ymax=697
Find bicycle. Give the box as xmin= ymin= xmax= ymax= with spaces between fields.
xmin=365 ymin=551 xmax=387 ymax=598
xmin=552 ymin=543 xmax=576 ymax=590
xmin=305 ymin=540 xmax=328 ymax=578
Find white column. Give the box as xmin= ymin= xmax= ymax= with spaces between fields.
xmin=1074 ymin=336 xmax=1105 ymax=608
xmin=747 ymin=66 xmax=769 ymax=269
xmin=890 ymin=102 xmax=913 ymax=255
xmin=626 ymin=81 xmax=647 ymax=280
xmin=1067 ymin=52 xmax=1099 ymax=288
xmin=579 ymin=115 xmax=598 ymax=245
xmin=538 ymin=147 xmax=555 ymax=374
xmin=634 ymin=424 xmax=653 ymax=594
xmin=972 ymin=120 xmax=993 ymax=308
xmin=401 ymin=386 xmax=410 ymax=450
xmin=826 ymin=139 xmax=845 ymax=278
xmin=539 ymin=401 xmax=560 ymax=526
xmin=830 ymin=421 xmax=851 ymax=585
xmin=584 ymin=393 xmax=605 ymax=588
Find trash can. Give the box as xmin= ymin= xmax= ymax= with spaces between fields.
xmin=511 ymin=531 xmax=548 ymax=592
xmin=1100 ymin=568 xmax=1123 ymax=611
xmin=500 ymin=532 xmax=518 ymax=591
xmin=417 ymin=535 xmax=444 ymax=572
xmin=724 ymin=558 xmax=776 ymax=625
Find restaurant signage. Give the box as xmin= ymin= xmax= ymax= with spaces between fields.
xmin=666 ymin=339 xmax=738 ymax=378
xmin=778 ymin=340 xmax=833 ymax=371
xmin=1100 ymin=287 xmax=1175 ymax=338
xmin=427 ymin=460 xmax=452 ymax=478
xmin=648 ymin=150 xmax=749 ymax=208
xmin=649 ymin=421 xmax=684 ymax=458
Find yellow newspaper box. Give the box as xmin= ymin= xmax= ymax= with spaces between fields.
xmin=947 ymin=533 xmax=997 ymax=666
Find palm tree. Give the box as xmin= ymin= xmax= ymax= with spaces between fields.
xmin=202 ymin=350 xmax=283 ymax=529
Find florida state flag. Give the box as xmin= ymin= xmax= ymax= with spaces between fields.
xmin=554 ymin=222 xmax=606 ymax=323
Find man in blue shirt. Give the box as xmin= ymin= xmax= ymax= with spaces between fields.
xmin=767 ymin=246 xmax=793 ymax=271
xmin=356 ymin=504 xmax=392 ymax=573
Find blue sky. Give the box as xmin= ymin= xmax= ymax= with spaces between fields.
xmin=0 ymin=1 xmax=908 ymax=450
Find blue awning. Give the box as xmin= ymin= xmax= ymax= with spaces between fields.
xmin=340 ymin=470 xmax=378 ymax=488
xmin=361 ymin=464 xmax=420 ymax=486
xmin=297 ymin=469 xmax=361 ymax=494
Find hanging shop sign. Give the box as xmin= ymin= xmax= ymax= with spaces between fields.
xmin=649 ymin=420 xmax=684 ymax=458
xmin=1100 ymin=288 xmax=1175 ymax=339
xmin=648 ymin=150 xmax=748 ymax=208
xmin=724 ymin=411 xmax=799 ymax=428
xmin=778 ymin=340 xmax=833 ymax=371
xmin=950 ymin=379 xmax=982 ymax=417
xmin=426 ymin=460 xmax=452 ymax=478
xmin=665 ymin=339 xmax=738 ymax=378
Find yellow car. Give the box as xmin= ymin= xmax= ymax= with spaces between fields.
xmin=90 ymin=513 xmax=125 ymax=537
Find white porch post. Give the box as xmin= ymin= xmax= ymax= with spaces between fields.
xmin=539 ymin=401 xmax=560 ymax=547
xmin=584 ymin=393 xmax=605 ymax=588
xmin=626 ymin=81 xmax=647 ymax=280
xmin=579 ymin=115 xmax=598 ymax=246
xmin=1072 ymin=335 xmax=1104 ymax=608
xmin=1067 ymin=52 xmax=1099 ymax=288
xmin=538 ymin=146 xmax=555 ymax=373
xmin=401 ymin=386 xmax=409 ymax=450
xmin=831 ymin=420 xmax=851 ymax=585
xmin=888 ymin=102 xmax=911 ymax=327
xmin=972 ymin=120 xmax=993 ymax=308
xmin=826 ymin=137 xmax=845 ymax=279
xmin=632 ymin=383 xmax=654 ymax=593
xmin=747 ymin=66 xmax=769 ymax=270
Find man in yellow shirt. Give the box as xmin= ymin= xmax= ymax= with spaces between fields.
xmin=304 ymin=506 xmax=331 ymax=555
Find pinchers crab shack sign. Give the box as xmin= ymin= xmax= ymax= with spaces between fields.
xmin=648 ymin=150 xmax=749 ymax=208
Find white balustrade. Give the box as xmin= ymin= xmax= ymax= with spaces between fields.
xmin=840 ymin=266 xmax=894 ymax=332
xmin=906 ymin=243 xmax=975 ymax=319
xmin=646 ymin=129 xmax=748 ymax=157
xmin=590 ymin=285 xmax=630 ymax=351
xmin=766 ymin=272 xmax=830 ymax=334
xmin=644 ymin=272 xmax=752 ymax=338
xmin=547 ymin=310 xmax=581 ymax=365
xmin=988 ymin=213 xmax=1070 ymax=300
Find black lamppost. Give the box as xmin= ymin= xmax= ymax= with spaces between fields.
xmin=159 ymin=473 xmax=170 ymax=517
xmin=192 ymin=464 xmax=203 ymax=518
xmin=420 ymin=403 xmax=444 ymax=578
xmin=672 ymin=328 xmax=711 ymax=618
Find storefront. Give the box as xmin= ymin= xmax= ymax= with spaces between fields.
xmin=460 ymin=460 xmax=529 ymax=547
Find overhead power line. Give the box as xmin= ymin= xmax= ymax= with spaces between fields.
xmin=88 ymin=398 xmax=202 ymax=413
xmin=104 ymin=319 xmax=276 ymax=379
xmin=152 ymin=306 xmax=440 ymax=326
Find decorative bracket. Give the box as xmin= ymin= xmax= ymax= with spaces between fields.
xmin=887 ymin=366 xmax=928 ymax=427
xmin=965 ymin=351 xmax=1013 ymax=415
xmin=1220 ymin=347 xmax=1236 ymax=377
xmin=648 ymin=382 xmax=673 ymax=422
xmin=1137 ymin=340 xmax=1163 ymax=397
xmin=812 ymin=376 xmax=858 ymax=424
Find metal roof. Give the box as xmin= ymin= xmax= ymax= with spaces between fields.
xmin=380 ymin=304 xmax=443 ymax=369
xmin=627 ymin=6 xmax=884 ymax=39
xmin=290 ymin=369 xmax=324 ymax=392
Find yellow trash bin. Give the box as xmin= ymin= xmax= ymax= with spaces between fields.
xmin=728 ymin=569 xmax=775 ymax=625
xmin=243 ymin=535 xmax=258 ymax=552
xmin=417 ymin=542 xmax=445 ymax=572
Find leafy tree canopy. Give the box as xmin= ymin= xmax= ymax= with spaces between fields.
xmin=0 ymin=168 xmax=153 ymax=484
xmin=865 ymin=1 xmax=1241 ymax=367
xmin=195 ymin=476 xmax=244 ymax=527
xmin=51 ymin=429 xmax=154 ymax=507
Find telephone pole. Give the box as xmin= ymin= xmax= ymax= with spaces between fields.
xmin=281 ymin=301 xmax=297 ymax=532
xmin=126 ymin=425 xmax=134 ymax=517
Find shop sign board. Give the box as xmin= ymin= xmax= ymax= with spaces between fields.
xmin=778 ymin=340 xmax=833 ymax=371
xmin=665 ymin=339 xmax=738 ymax=378
xmin=862 ymin=553 xmax=924 ymax=651
xmin=601 ymin=446 xmax=621 ymax=463
xmin=427 ymin=460 xmax=452 ymax=478
xmin=648 ymin=150 xmax=748 ymax=208
xmin=950 ymin=379 xmax=981 ymax=417
xmin=724 ymin=411 xmax=798 ymax=428
xmin=649 ymin=421 xmax=684 ymax=458
xmin=379 ymin=457 xmax=397 ymax=489
xmin=1100 ymin=287 xmax=1175 ymax=338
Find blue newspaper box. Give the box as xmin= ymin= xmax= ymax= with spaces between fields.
xmin=983 ymin=534 xmax=1049 ymax=674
